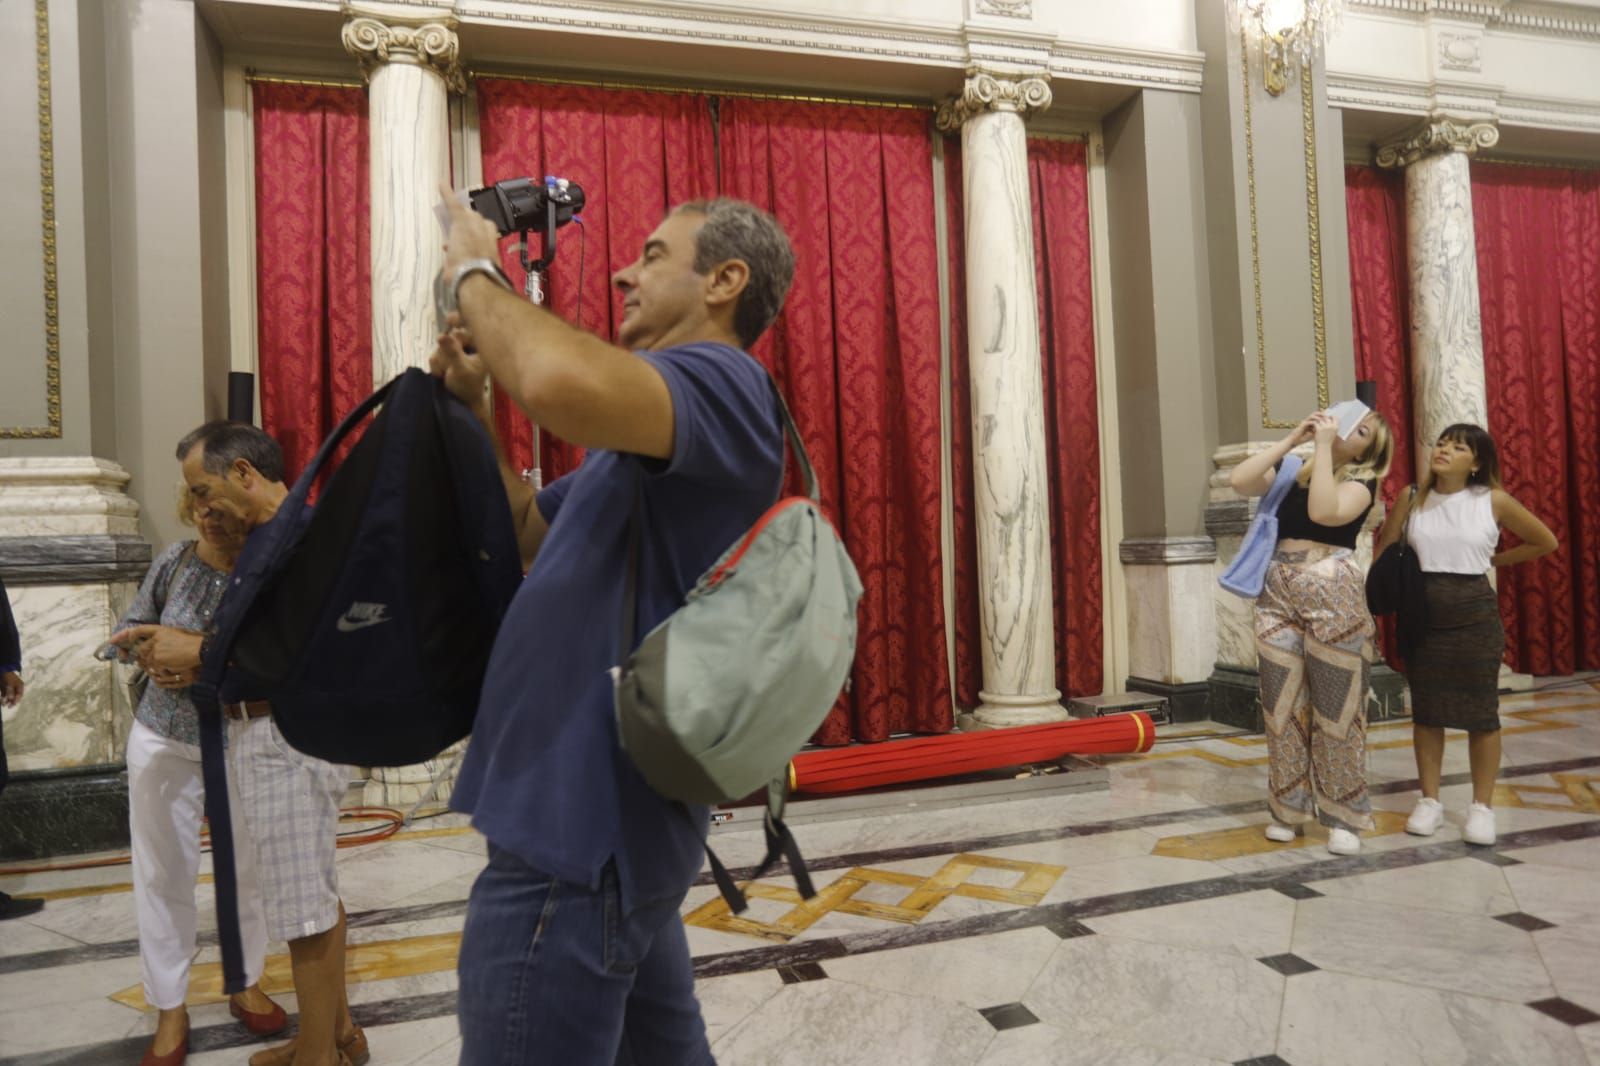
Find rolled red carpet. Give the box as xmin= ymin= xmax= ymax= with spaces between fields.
xmin=789 ymin=713 xmax=1154 ymax=795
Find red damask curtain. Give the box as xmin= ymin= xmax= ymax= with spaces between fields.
xmin=252 ymin=83 xmax=372 ymax=483
xmin=1345 ymin=164 xmax=1415 ymax=668
xmin=945 ymin=137 xmax=1105 ymax=707
xmin=1344 ymin=166 xmax=1416 ymax=504
xmin=720 ymin=99 xmax=953 ymax=743
xmin=1472 ymin=163 xmax=1600 ymax=674
xmin=475 ymin=79 xmax=718 ymax=482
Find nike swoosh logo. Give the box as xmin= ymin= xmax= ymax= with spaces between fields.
xmin=336 ymin=614 xmax=391 ymax=633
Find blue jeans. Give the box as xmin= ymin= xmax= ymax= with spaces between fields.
xmin=457 ymin=845 xmax=714 ymax=1066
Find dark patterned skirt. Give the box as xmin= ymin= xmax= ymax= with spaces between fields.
xmin=1407 ymin=573 xmax=1505 ymax=732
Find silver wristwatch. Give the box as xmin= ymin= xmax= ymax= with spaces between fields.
xmin=449 ymin=258 xmax=514 ymax=304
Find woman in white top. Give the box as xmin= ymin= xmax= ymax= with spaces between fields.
xmin=1374 ymin=423 xmax=1557 ymax=847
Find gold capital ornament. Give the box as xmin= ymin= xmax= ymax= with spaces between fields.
xmin=935 ymin=69 xmax=1052 ymax=132
xmin=1375 ymin=118 xmax=1499 ymax=169
xmin=341 ymin=9 xmax=465 ymax=94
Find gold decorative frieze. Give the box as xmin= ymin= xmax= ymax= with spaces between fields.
xmin=935 ymin=68 xmax=1052 ymax=131
xmin=1375 ymin=117 xmax=1500 ymax=169
xmin=4 ymin=0 xmax=62 ymax=440
xmin=341 ymin=7 xmax=464 ymax=93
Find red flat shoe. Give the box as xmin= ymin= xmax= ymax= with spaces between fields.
xmin=138 ymin=1031 xmax=187 ymax=1066
xmin=230 ymin=994 xmax=289 ymax=1036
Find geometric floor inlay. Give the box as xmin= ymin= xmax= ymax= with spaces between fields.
xmin=684 ymin=853 xmax=1066 ymax=944
xmin=1152 ymin=810 xmax=1410 ymax=861
xmin=1493 ymin=911 xmax=1558 ymax=932
xmin=1256 ymin=953 xmax=1319 ymax=977
xmin=1526 ymin=997 xmax=1600 ymax=1027
xmin=979 ymin=1002 xmax=1040 ymax=1031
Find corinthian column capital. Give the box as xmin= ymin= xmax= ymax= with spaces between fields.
xmin=1375 ymin=117 xmax=1499 ymax=169
xmin=342 ymin=3 xmax=464 ymax=93
xmin=935 ymin=68 xmax=1052 ymax=132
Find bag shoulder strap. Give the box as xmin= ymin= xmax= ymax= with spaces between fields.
xmin=1259 ymin=454 xmax=1304 ymax=514
xmin=153 ymin=541 xmax=198 ymax=616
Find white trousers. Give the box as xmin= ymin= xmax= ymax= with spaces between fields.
xmin=127 ymin=719 xmax=268 ymax=1010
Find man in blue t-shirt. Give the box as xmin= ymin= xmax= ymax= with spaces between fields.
xmin=431 ymin=190 xmax=795 ymax=1064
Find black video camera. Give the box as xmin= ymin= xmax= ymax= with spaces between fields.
xmin=468 ymin=177 xmax=585 ymax=237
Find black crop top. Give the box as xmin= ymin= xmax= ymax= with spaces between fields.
xmin=1275 ymin=474 xmax=1376 ymax=549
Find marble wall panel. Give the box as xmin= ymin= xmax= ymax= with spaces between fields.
xmin=4 ymin=580 xmax=133 ymax=770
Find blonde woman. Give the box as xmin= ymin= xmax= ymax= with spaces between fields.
xmin=1230 ymin=409 xmax=1395 ymax=855
xmin=1374 ymin=423 xmax=1557 ymax=846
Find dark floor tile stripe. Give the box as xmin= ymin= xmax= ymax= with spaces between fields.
xmin=0 ymin=897 xmax=466 ymax=977
xmin=10 ymin=817 xmax=1600 ymax=1066
xmin=692 ymin=817 xmax=1600 ymax=979
xmin=4 ymin=754 xmax=1596 ymax=979
xmin=0 ymin=990 xmax=458 ymax=1066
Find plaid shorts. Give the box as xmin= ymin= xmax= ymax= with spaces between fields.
xmin=227 ymin=715 xmax=348 ymax=942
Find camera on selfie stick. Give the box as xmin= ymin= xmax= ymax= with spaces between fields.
xmin=456 ymin=175 xmax=586 ymax=493
xmin=468 ymin=175 xmax=586 ymax=306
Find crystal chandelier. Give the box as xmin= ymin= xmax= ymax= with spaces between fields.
xmin=1229 ymin=0 xmax=1344 ymax=96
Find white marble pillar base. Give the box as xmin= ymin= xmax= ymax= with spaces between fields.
xmin=361 ymin=740 xmax=464 ymax=809
xmin=0 ymin=458 xmax=145 ymax=772
xmin=1121 ymin=539 xmax=1219 ymax=688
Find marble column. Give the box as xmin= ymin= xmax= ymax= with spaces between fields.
xmin=936 ymin=71 xmax=1066 ymax=727
xmin=0 ymin=458 xmax=149 ymax=859
xmin=1376 ymin=118 xmax=1497 ymax=479
xmin=342 ymin=3 xmax=462 ymax=384
xmin=343 ymin=5 xmax=464 ymax=806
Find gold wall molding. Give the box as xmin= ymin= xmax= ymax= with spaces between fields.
xmin=1300 ymin=62 xmax=1330 ymax=414
xmin=1241 ymin=27 xmax=1330 ymax=431
xmin=3 ymin=0 xmax=62 ymax=441
xmin=1375 ymin=117 xmax=1500 ymax=169
xmin=245 ymin=70 xmax=365 ymax=90
xmin=341 ymin=7 xmax=465 ymax=94
xmin=935 ymin=68 xmax=1053 ymax=131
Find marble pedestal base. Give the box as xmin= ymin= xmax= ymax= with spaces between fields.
xmin=362 ymin=743 xmax=463 ymax=809
xmin=1120 ymin=537 xmax=1218 ymax=722
xmin=0 ymin=458 xmax=148 ymax=860
xmin=0 ymin=765 xmax=130 ymax=861
xmin=1207 ymin=662 xmax=1409 ymax=732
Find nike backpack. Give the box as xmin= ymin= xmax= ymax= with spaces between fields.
xmin=190 ymin=368 xmax=522 ymax=993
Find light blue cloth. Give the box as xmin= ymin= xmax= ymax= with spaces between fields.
xmin=1218 ymin=454 xmax=1304 ymax=599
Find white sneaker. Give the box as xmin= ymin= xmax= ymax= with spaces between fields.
xmin=1464 ymin=803 xmax=1497 ymax=846
xmin=1327 ymin=828 xmax=1361 ymax=855
xmin=1264 ymin=822 xmax=1300 ymax=843
xmin=1406 ymin=797 xmax=1445 ymax=836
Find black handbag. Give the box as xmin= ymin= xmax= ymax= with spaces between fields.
xmin=1366 ymin=486 xmax=1429 ymax=656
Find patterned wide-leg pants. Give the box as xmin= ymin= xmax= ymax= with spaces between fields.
xmin=1254 ymin=545 xmax=1376 ymax=832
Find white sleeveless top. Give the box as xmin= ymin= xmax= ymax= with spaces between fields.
xmin=1407 ymin=485 xmax=1498 ymax=575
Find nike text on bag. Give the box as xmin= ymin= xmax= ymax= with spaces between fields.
xmin=613 ymin=378 xmax=864 ymax=912
xmin=1218 ymin=454 xmax=1304 ymax=599
xmin=190 ymin=368 xmax=522 ymax=993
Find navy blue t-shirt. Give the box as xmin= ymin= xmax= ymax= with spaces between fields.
xmin=450 ymin=342 xmax=784 ymax=908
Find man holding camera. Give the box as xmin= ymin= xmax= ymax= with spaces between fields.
xmin=431 ymin=186 xmax=795 ymax=1064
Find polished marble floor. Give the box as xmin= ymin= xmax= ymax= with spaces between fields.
xmin=3 ymin=678 xmax=1599 ymax=1065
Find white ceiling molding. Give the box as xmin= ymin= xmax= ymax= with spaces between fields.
xmin=452 ymin=0 xmax=1205 ymax=92
xmin=1348 ymin=0 xmax=1600 ymax=41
